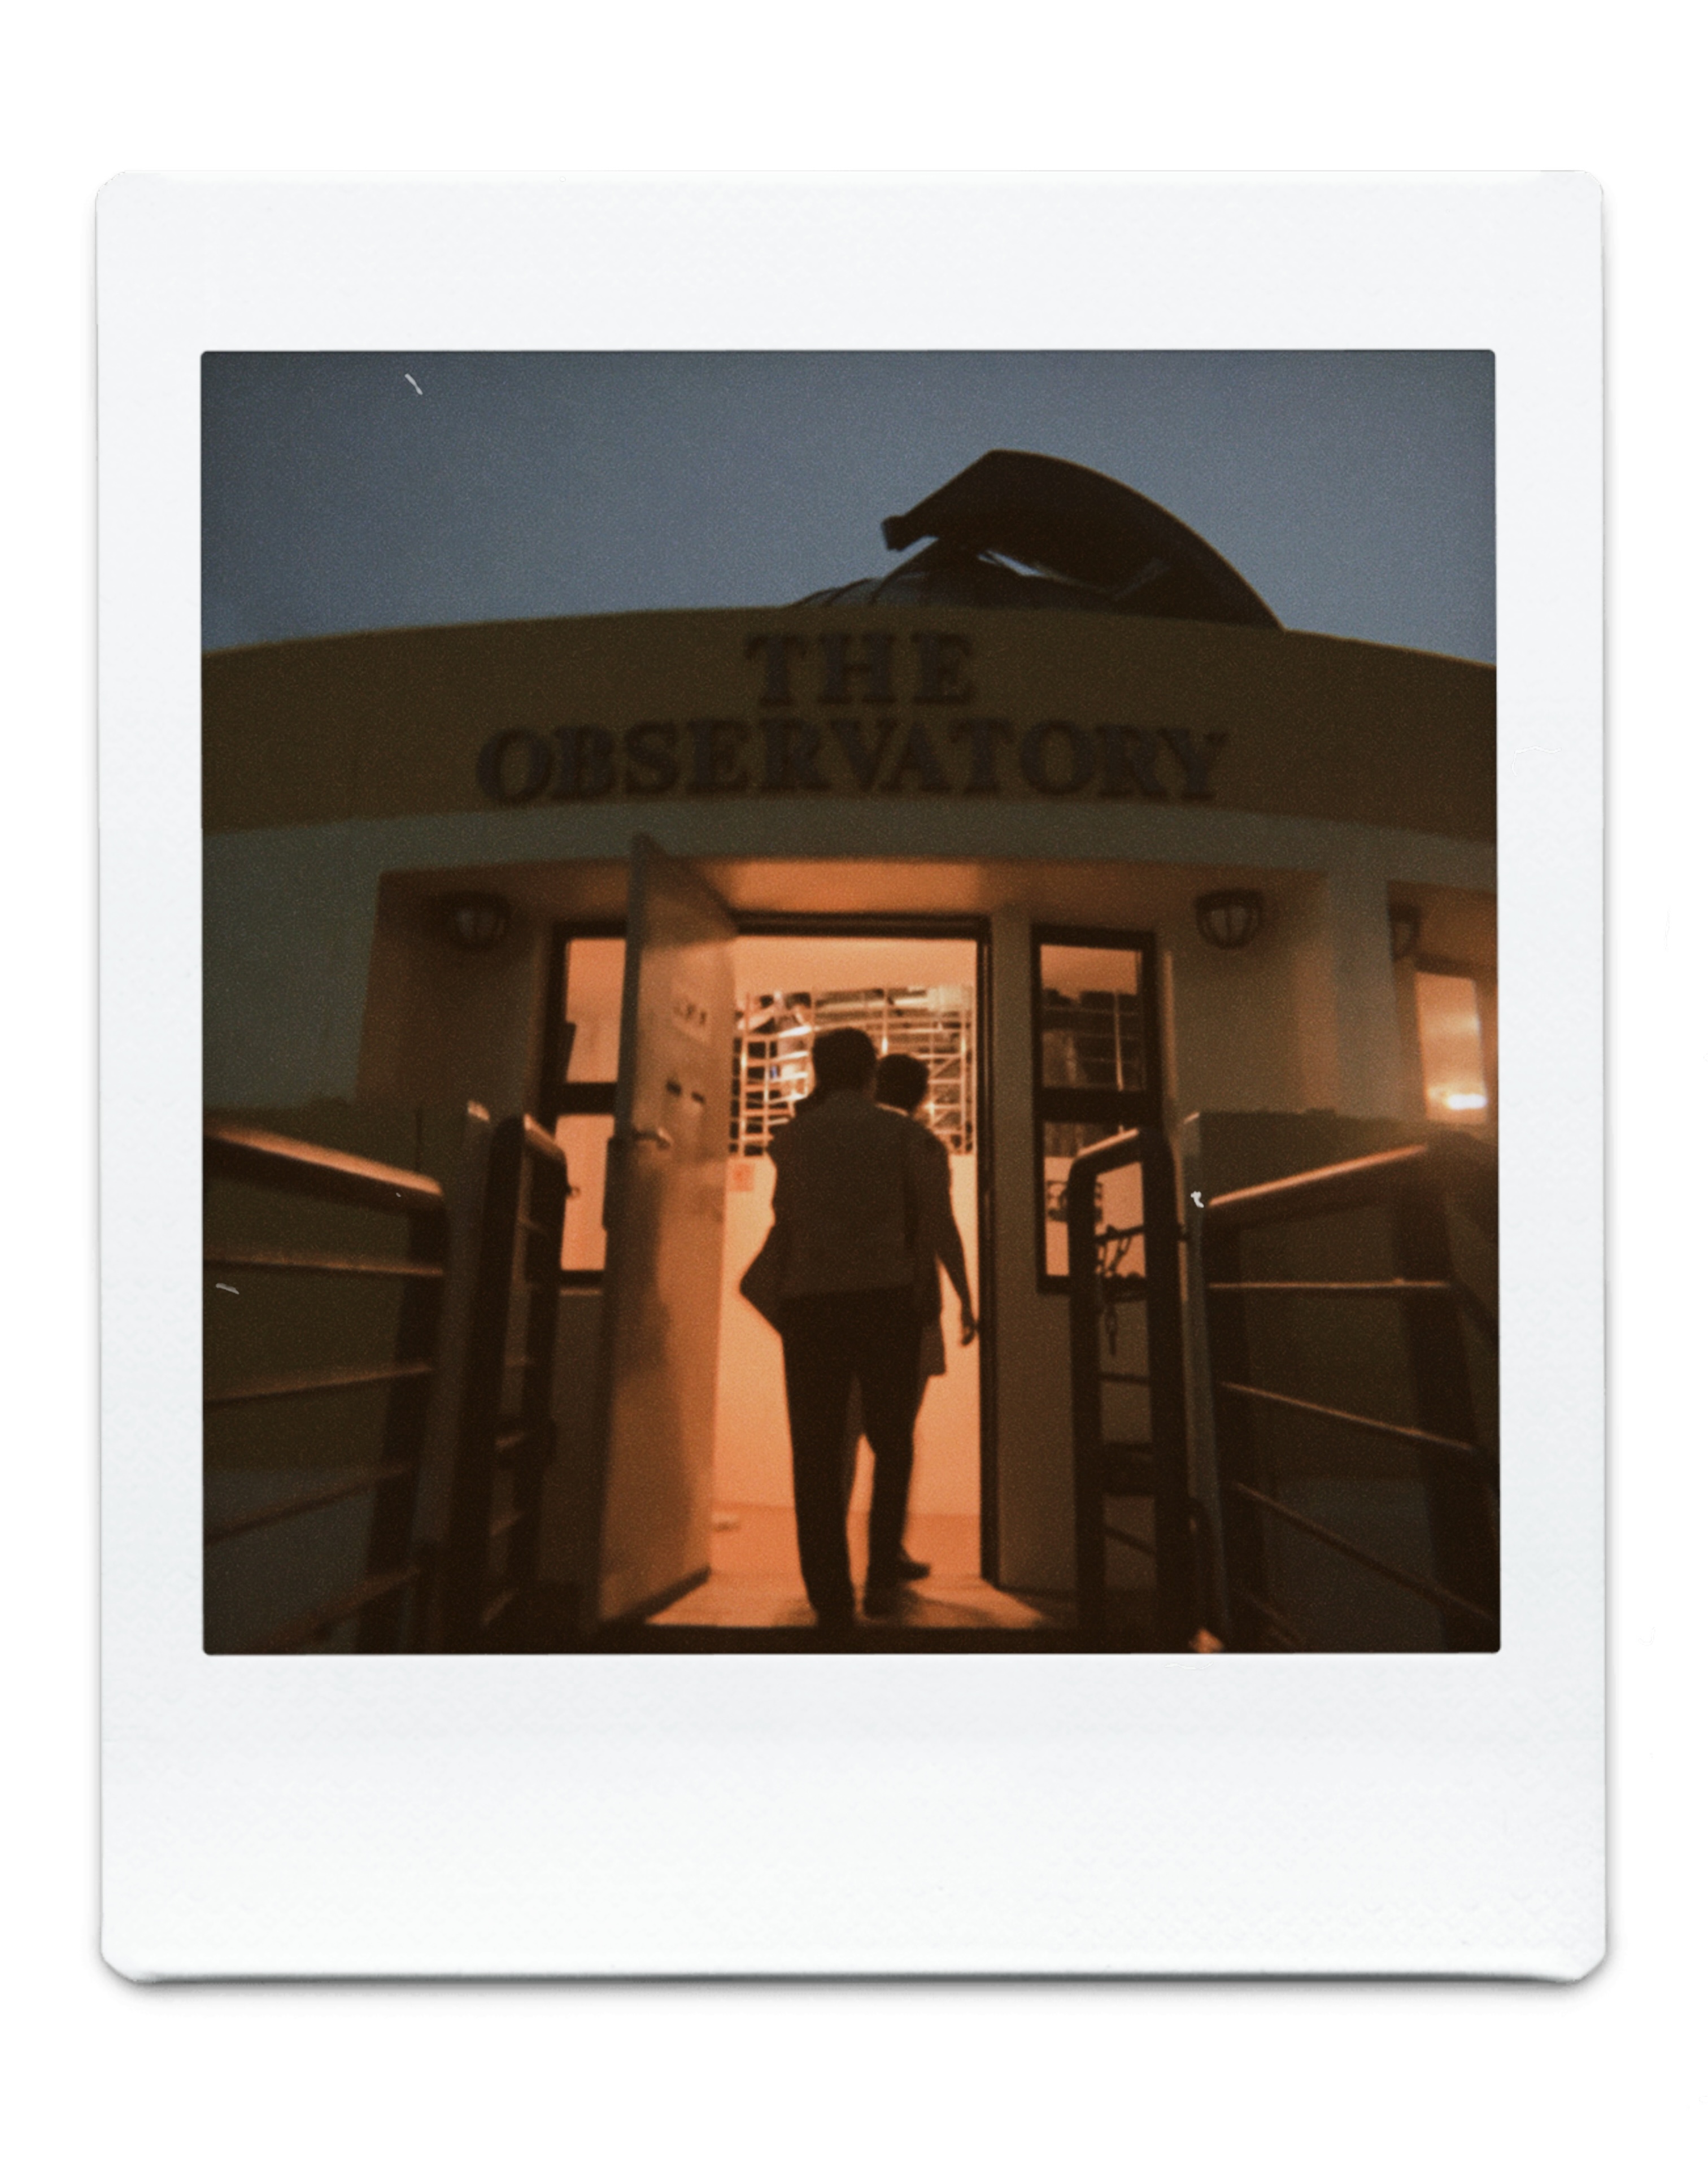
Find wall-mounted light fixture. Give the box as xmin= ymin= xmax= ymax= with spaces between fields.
xmin=437 ymin=891 xmax=512 ymax=952
xmin=1388 ymin=901 xmax=1423 ymax=962
xmin=1195 ymin=888 xmax=1265 ymax=951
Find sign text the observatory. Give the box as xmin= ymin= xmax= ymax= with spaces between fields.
xmin=476 ymin=630 xmax=1227 ymax=807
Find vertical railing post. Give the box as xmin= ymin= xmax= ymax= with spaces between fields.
xmin=1200 ymin=1210 xmax=1269 ymax=1650
xmin=1065 ymin=1150 xmax=1109 ymax=1638
xmin=1393 ymin=1175 xmax=1500 ymax=1650
xmin=442 ymin=1116 xmax=526 ymax=1649
xmin=437 ymin=1114 xmax=569 ymax=1652
xmin=1137 ymin=1130 xmax=1193 ymax=1651
xmin=503 ymin=1124 xmax=568 ymax=1621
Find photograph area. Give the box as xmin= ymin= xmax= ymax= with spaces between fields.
xmin=201 ymin=350 xmax=1497 ymax=1654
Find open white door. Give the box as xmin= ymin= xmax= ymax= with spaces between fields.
xmin=591 ymin=836 xmax=737 ymax=1622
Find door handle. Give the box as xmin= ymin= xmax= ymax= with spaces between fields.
xmin=603 ymin=1126 xmax=672 ymax=1229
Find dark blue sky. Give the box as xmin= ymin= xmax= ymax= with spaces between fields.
xmin=202 ymin=350 xmax=1494 ymax=661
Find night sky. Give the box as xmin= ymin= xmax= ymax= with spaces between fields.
xmin=202 ymin=350 xmax=1494 ymax=663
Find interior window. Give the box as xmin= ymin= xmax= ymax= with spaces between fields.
xmin=1415 ymin=970 xmax=1491 ymax=1125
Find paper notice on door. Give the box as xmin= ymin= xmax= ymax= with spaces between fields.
xmin=669 ymin=984 xmax=713 ymax=1042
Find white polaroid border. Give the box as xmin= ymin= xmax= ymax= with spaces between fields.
xmin=99 ymin=173 xmax=1603 ymax=1979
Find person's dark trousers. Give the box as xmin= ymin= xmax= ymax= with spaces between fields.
xmin=780 ymin=1286 xmax=921 ymax=1622
xmin=840 ymin=1375 xmax=930 ymax=1514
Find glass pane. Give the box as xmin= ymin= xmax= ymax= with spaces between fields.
xmin=1040 ymin=1120 xmax=1147 ymax=1281
xmin=1415 ymin=972 xmax=1489 ymax=1124
xmin=555 ymin=1113 xmax=615 ymax=1270
xmin=563 ymin=938 xmax=626 ymax=1083
xmin=1038 ymin=942 xmax=1144 ymax=1092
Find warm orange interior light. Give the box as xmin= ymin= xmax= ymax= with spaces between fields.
xmin=1415 ymin=972 xmax=1489 ymax=1125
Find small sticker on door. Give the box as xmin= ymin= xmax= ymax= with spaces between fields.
xmin=669 ymin=985 xmax=712 ymax=1042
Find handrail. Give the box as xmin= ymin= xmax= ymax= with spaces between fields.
xmin=204 ymin=1114 xmax=456 ymax=1654
xmin=1065 ymin=1126 xmax=1201 ymax=1648
xmin=1226 ymin=1482 xmax=1498 ymax=1632
xmin=1204 ymin=1132 xmax=1495 ymax=1234
xmin=1215 ymin=1379 xmax=1488 ymax=1467
xmin=204 ymin=1462 xmax=415 ymax=1547
xmin=1196 ymin=1125 xmax=1498 ymax=1652
xmin=204 ymin=1119 xmax=446 ymax=1217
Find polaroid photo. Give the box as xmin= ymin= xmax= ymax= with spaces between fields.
xmin=99 ymin=173 xmax=1603 ymax=1977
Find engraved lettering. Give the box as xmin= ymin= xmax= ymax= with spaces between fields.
xmin=912 ymin=631 xmax=974 ymax=704
xmin=550 ymin=725 xmax=615 ymax=799
xmin=687 ymin=718 xmax=750 ymax=793
xmin=949 ymin=717 xmax=1012 ymax=794
xmin=827 ymin=716 xmax=897 ymax=791
xmin=1161 ymin=728 xmax=1226 ymax=801
xmin=745 ymin=634 xmax=808 ymax=706
xmin=476 ymin=728 xmax=552 ymax=805
xmin=1019 ymin=720 xmax=1096 ymax=795
xmin=760 ymin=717 xmax=830 ymax=791
xmin=623 ymin=722 xmax=679 ymax=794
xmin=882 ymin=720 xmax=951 ymax=794
xmin=1097 ymin=724 xmax=1168 ymax=799
xmin=817 ymin=632 xmax=895 ymax=705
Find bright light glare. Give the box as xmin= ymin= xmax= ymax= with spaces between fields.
xmin=1415 ymin=971 xmax=1489 ymax=1125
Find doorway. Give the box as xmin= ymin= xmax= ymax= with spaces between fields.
xmin=700 ymin=927 xmax=990 ymax=1627
xmin=538 ymin=891 xmax=1052 ymax=1636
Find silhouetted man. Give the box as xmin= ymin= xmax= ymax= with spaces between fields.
xmin=768 ymin=1027 xmax=956 ymax=1626
xmin=838 ymin=1052 xmax=979 ymax=1579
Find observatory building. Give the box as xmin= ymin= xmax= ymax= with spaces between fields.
xmin=203 ymin=452 xmax=1497 ymax=1651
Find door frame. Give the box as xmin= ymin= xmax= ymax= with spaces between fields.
xmin=730 ymin=911 xmax=999 ymax=1584
xmin=535 ymin=904 xmax=1001 ymax=1587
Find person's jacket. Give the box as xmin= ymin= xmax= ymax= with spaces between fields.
xmin=768 ymin=1089 xmax=955 ymax=1301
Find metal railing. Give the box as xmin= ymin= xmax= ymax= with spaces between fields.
xmin=431 ymin=1114 xmax=569 ymax=1650
xmin=203 ymin=1119 xmax=455 ymax=1653
xmin=204 ymin=1108 xmax=570 ymax=1654
xmin=1065 ymin=1127 xmax=1201 ymax=1648
xmin=1196 ymin=1134 xmax=1498 ymax=1652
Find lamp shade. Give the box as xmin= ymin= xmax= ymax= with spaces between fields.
xmin=437 ymin=891 xmax=512 ymax=952
xmin=1195 ymin=889 xmax=1265 ymax=951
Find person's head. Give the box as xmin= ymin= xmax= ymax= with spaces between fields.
xmin=811 ymin=1026 xmax=878 ymax=1097
xmin=874 ymin=1052 xmax=930 ymax=1115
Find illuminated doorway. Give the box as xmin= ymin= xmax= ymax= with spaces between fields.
xmin=537 ymin=907 xmax=1055 ymax=1634
xmin=707 ymin=929 xmax=987 ymax=1623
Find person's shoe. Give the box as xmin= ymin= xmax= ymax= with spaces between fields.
xmin=862 ymin=1582 xmax=904 ymax=1619
xmin=897 ymin=1549 xmax=930 ymax=1582
xmin=813 ymin=1606 xmax=856 ymax=1636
